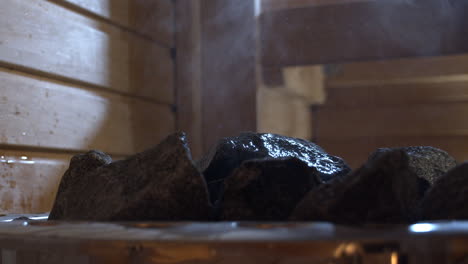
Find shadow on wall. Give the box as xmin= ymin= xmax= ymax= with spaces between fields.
xmin=0 ymin=1 xmax=177 ymax=215
xmin=88 ymin=0 xmax=176 ymax=158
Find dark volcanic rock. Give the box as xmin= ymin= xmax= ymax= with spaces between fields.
xmin=290 ymin=150 xmax=420 ymax=224
xmin=371 ymin=146 xmax=457 ymax=188
xmin=420 ymin=163 xmax=468 ymax=220
xmin=197 ymin=132 xmax=350 ymax=203
xmin=220 ymin=157 xmax=321 ymax=221
xmin=49 ymin=132 xmax=212 ymax=221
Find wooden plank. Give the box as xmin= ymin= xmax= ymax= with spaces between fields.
xmin=0 ymin=0 xmax=173 ymax=103
xmin=17 ymin=251 xmax=39 ymax=264
xmin=324 ymin=81 xmax=468 ymax=108
xmin=0 ymin=151 xmax=69 ymax=214
xmin=261 ymin=0 xmax=374 ymax=12
xmin=320 ymin=136 xmax=468 ymax=169
xmin=283 ymin=65 xmax=326 ymax=104
xmin=129 ymin=38 xmax=174 ymax=102
xmin=59 ymin=0 xmax=174 ymax=46
xmin=260 ymin=0 xmax=468 ymax=66
xmin=175 ymin=0 xmax=203 ymax=159
xmin=257 ymin=86 xmax=312 ymax=140
xmin=316 ymin=103 xmax=468 ymax=140
xmin=0 ymin=68 xmax=175 ymax=155
xmin=327 ymin=54 xmax=468 ymax=86
xmin=37 ymin=253 xmax=89 ymax=264
xmin=200 ymin=0 xmax=257 ymax=151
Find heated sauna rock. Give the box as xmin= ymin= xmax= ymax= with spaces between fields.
xmin=220 ymin=157 xmax=321 ymax=221
xmin=371 ymin=146 xmax=457 ymax=187
xmin=290 ymin=150 xmax=420 ymax=224
xmin=197 ymin=132 xmax=350 ymax=203
xmin=49 ymin=132 xmax=212 ymax=221
xmin=420 ymin=163 xmax=468 ymax=220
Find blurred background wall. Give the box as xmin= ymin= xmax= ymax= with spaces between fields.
xmin=1 ymin=0 xmax=468 ymax=214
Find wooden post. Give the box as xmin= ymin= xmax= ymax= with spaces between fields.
xmin=175 ymin=0 xmax=204 ymax=158
xmin=175 ymin=0 xmax=257 ymax=157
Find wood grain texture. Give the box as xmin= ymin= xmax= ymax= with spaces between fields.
xmin=320 ymin=136 xmax=468 ymax=169
xmin=261 ymin=0 xmax=374 ymax=12
xmin=0 ymin=0 xmax=173 ymax=103
xmin=327 ymin=54 xmax=468 ymax=86
xmin=0 ymin=68 xmax=175 ymax=155
xmin=0 ymin=151 xmax=69 ymax=214
xmin=317 ymin=55 xmax=468 ymax=168
xmin=325 ymin=82 xmax=468 ymax=108
xmin=260 ymin=0 xmax=468 ymax=66
xmin=316 ymin=103 xmax=468 ymax=140
xmin=317 ymin=78 xmax=468 ymax=167
xmin=60 ymin=0 xmax=174 ymax=46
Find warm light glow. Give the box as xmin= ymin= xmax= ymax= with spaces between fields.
xmin=409 ymin=223 xmax=437 ymax=233
xmin=333 ymin=243 xmax=361 ymax=258
xmin=391 ymin=252 xmax=398 ymax=264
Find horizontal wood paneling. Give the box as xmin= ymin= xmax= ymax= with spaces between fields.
xmin=59 ymin=0 xmax=174 ymax=46
xmin=300 ymin=26 xmax=468 ymax=169
xmin=325 ymin=82 xmax=468 ymax=108
xmin=318 ymin=55 xmax=468 ymax=168
xmin=0 ymin=0 xmax=173 ymax=103
xmin=316 ymin=103 xmax=468 ymax=140
xmin=0 ymin=68 xmax=175 ymax=155
xmin=260 ymin=0 xmax=468 ymax=66
xmin=0 ymin=150 xmax=126 ymax=214
xmin=327 ymin=54 xmax=468 ymax=86
xmin=320 ymin=136 xmax=468 ymax=169
xmin=261 ymin=0 xmax=373 ymax=12
xmin=0 ymin=151 xmax=69 ymax=214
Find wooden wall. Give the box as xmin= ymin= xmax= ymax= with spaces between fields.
xmin=175 ymin=0 xmax=257 ymax=156
xmin=257 ymin=66 xmax=325 ymax=141
xmin=260 ymin=0 xmax=468 ymax=66
xmin=261 ymin=0 xmax=373 ymax=12
xmin=199 ymin=0 xmax=257 ymax=152
xmin=259 ymin=0 xmax=468 ymax=169
xmin=0 ymin=0 xmax=175 ymax=214
xmin=316 ymin=54 xmax=468 ymax=168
